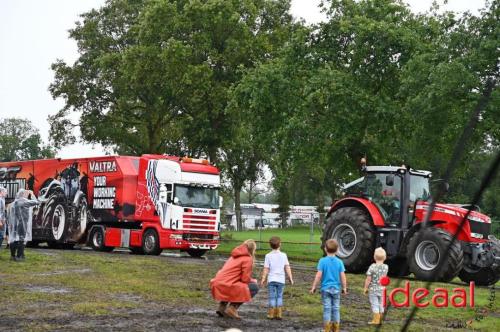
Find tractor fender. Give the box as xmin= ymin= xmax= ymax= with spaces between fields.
xmin=326 ymin=197 xmax=385 ymax=227
xmin=39 ymin=180 xmax=63 ymax=201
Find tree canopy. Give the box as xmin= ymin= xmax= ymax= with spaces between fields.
xmin=50 ymin=0 xmax=499 ymax=222
xmin=0 ymin=118 xmax=55 ymax=161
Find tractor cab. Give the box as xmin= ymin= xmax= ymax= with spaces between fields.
xmin=343 ymin=166 xmax=431 ymax=228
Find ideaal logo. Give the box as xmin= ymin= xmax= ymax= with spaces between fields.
xmin=381 ymin=277 xmax=475 ymax=308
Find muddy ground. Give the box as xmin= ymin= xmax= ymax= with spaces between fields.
xmin=0 ymin=247 xmax=497 ymax=332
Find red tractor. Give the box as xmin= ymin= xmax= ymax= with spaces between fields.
xmin=322 ymin=164 xmax=500 ymax=286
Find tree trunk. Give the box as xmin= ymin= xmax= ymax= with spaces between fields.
xmin=234 ymin=186 xmax=242 ymax=231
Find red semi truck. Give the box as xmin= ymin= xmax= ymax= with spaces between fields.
xmin=0 ymin=154 xmax=221 ymax=257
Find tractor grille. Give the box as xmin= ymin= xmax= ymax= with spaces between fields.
xmin=468 ymin=220 xmax=490 ymax=239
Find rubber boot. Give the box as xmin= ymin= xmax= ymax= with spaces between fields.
xmin=368 ymin=312 xmax=377 ymax=325
xmin=216 ymin=302 xmax=227 ymax=317
xmin=267 ymin=308 xmax=275 ymax=319
xmin=331 ymin=322 xmax=340 ymax=332
xmin=17 ymin=242 xmax=25 ymax=261
xmin=324 ymin=321 xmax=332 ymax=332
xmin=225 ymin=304 xmax=241 ymax=319
xmin=275 ymin=307 xmax=283 ymax=320
xmin=10 ymin=241 xmax=17 ymax=261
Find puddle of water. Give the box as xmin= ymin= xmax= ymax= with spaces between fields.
xmin=27 ymin=286 xmax=71 ymax=294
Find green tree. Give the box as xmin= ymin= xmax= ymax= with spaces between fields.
xmin=0 ymin=118 xmax=55 ymax=161
xmin=49 ymin=0 xmax=295 ymax=162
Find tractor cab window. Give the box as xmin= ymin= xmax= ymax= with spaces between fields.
xmin=364 ymin=173 xmax=402 ymax=224
xmin=410 ymin=176 xmax=431 ymax=203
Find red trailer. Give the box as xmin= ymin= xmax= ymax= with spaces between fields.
xmin=0 ymin=155 xmax=221 ymax=257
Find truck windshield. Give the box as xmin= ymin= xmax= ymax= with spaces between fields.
xmin=175 ymin=185 xmax=219 ymax=209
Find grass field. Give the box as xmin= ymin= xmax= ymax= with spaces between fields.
xmin=216 ymin=226 xmax=324 ymax=261
xmin=0 ymin=246 xmax=498 ymax=331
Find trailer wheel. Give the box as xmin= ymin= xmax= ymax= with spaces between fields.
xmin=408 ymin=227 xmax=463 ymax=282
xmin=89 ymin=227 xmax=114 ymax=252
xmin=43 ymin=191 xmax=69 ymax=241
xmin=186 ymin=249 xmax=207 ymax=258
xmin=322 ymin=207 xmax=376 ymax=272
xmin=458 ymin=266 xmax=500 ymax=286
xmin=142 ymin=229 xmax=162 ymax=255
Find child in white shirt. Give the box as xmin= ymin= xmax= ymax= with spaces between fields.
xmin=260 ymin=236 xmax=294 ymax=320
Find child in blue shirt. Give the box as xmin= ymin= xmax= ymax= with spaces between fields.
xmin=310 ymin=239 xmax=347 ymax=332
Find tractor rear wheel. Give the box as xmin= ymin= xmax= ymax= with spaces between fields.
xmin=322 ymin=207 xmax=376 ymax=273
xmin=407 ymin=227 xmax=463 ymax=282
xmin=458 ymin=266 xmax=499 ymax=286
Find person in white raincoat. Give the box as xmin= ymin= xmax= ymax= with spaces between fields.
xmin=8 ymin=189 xmax=39 ymax=261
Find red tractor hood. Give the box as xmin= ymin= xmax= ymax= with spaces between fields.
xmin=416 ymin=201 xmax=491 ymax=224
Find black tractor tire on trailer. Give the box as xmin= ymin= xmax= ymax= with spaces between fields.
xmin=88 ymin=227 xmax=114 ymax=252
xmin=73 ymin=195 xmax=89 ymax=242
xmin=407 ymin=227 xmax=463 ymax=282
xmin=142 ymin=229 xmax=162 ymax=255
xmin=322 ymin=207 xmax=376 ymax=273
xmin=43 ymin=191 xmax=69 ymax=242
xmin=186 ymin=249 xmax=207 ymax=258
xmin=458 ymin=266 xmax=500 ymax=286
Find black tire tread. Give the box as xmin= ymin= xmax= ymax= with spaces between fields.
xmin=322 ymin=207 xmax=376 ymax=273
xmin=407 ymin=227 xmax=464 ymax=282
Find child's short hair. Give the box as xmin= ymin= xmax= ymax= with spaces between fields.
xmin=269 ymin=236 xmax=281 ymax=249
xmin=374 ymin=247 xmax=386 ymax=261
xmin=325 ymin=239 xmax=338 ymax=254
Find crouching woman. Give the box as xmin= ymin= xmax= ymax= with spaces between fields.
xmin=210 ymin=239 xmax=259 ymax=319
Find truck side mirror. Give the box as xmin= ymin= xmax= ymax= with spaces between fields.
xmin=386 ymin=174 xmax=394 ymax=186
xmin=173 ymin=197 xmax=179 ymax=205
xmin=219 ymin=196 xmax=223 ymax=208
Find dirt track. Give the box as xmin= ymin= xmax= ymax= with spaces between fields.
xmin=1 ymin=247 xmax=496 ymax=331
xmin=0 ymin=247 xmax=324 ymax=332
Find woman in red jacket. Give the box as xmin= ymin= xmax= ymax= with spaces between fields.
xmin=210 ymin=239 xmax=259 ymax=319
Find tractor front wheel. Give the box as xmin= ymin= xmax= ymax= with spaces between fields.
xmin=322 ymin=207 xmax=376 ymax=273
xmin=458 ymin=266 xmax=500 ymax=286
xmin=408 ymin=227 xmax=463 ymax=282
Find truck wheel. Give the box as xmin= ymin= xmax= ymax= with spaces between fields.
xmin=186 ymin=249 xmax=207 ymax=258
xmin=89 ymin=227 xmax=114 ymax=252
xmin=458 ymin=266 xmax=500 ymax=286
xmin=43 ymin=191 xmax=69 ymax=241
xmin=408 ymin=227 xmax=463 ymax=282
xmin=142 ymin=229 xmax=162 ymax=255
xmin=322 ymin=207 xmax=375 ymax=272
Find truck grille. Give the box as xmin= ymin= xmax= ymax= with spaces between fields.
xmin=182 ymin=233 xmax=214 ymax=241
xmin=182 ymin=213 xmax=217 ymax=231
xmin=469 ymin=220 xmax=490 ymax=239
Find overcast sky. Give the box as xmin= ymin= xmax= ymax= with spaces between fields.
xmin=0 ymin=0 xmax=487 ymax=158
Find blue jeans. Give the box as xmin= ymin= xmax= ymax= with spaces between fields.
xmin=321 ymin=287 xmax=341 ymax=323
xmin=268 ymin=281 xmax=285 ymax=307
